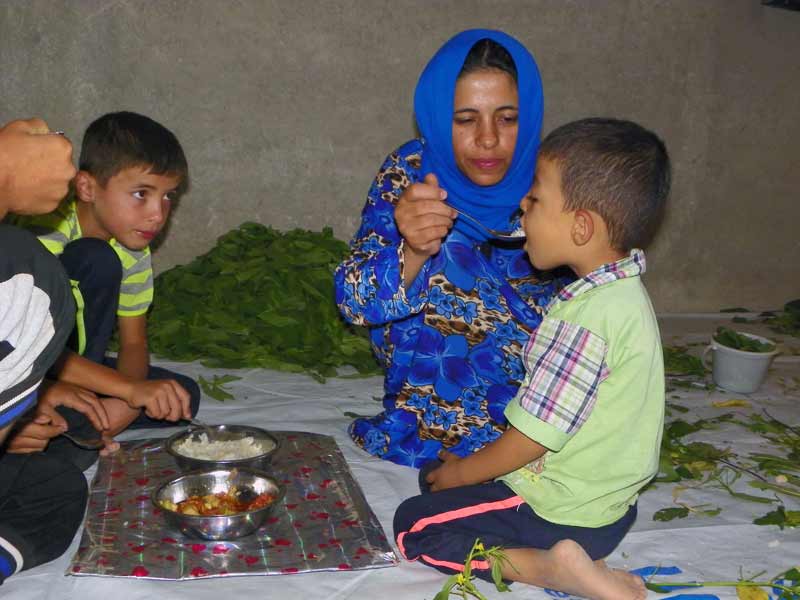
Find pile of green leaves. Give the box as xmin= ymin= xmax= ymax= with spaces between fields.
xmin=714 ymin=327 xmax=776 ymax=353
xmin=147 ymin=222 xmax=380 ymax=381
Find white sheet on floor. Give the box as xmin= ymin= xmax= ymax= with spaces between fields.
xmin=3 ymin=316 xmax=799 ymax=599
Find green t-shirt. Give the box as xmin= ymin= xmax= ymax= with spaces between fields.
xmin=499 ymin=250 xmax=664 ymax=528
xmin=14 ymin=196 xmax=154 ymax=317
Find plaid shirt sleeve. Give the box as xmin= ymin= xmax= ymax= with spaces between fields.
xmin=508 ymin=318 xmax=609 ymax=450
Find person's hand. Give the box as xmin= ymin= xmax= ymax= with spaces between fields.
xmin=5 ymin=413 xmax=64 ymax=454
xmin=0 ymin=118 xmax=76 ymax=216
xmin=394 ymin=173 xmax=457 ymax=258
xmin=126 ymin=379 xmax=191 ymax=421
xmin=37 ymin=380 xmax=111 ymax=432
xmin=427 ymin=450 xmax=469 ymax=492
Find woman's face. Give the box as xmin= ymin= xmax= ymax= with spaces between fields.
xmin=452 ymin=69 xmax=519 ymax=186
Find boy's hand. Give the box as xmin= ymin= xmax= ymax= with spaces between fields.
xmin=127 ymin=379 xmax=191 ymax=421
xmin=0 ymin=118 xmax=76 ymax=215
xmin=38 ymin=380 xmax=111 ymax=432
xmin=427 ymin=450 xmax=471 ymax=492
xmin=5 ymin=414 xmax=64 ymax=454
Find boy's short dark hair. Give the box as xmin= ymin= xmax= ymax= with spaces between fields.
xmin=78 ymin=111 xmax=189 ymax=193
xmin=539 ymin=117 xmax=670 ymax=251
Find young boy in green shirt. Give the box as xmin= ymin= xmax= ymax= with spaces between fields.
xmin=11 ymin=112 xmax=199 ymax=465
xmin=395 ymin=118 xmax=671 ymax=600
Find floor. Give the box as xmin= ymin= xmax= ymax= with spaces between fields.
xmin=3 ymin=314 xmax=799 ymax=599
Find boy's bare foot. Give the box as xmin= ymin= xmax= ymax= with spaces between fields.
xmin=503 ymin=540 xmax=645 ymax=600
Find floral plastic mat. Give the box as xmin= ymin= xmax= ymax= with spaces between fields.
xmin=68 ymin=431 xmax=398 ymax=580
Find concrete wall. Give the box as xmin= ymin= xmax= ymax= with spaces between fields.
xmin=2 ymin=0 xmax=798 ymax=312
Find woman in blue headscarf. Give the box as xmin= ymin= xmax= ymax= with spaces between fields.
xmin=335 ymin=29 xmax=566 ymax=468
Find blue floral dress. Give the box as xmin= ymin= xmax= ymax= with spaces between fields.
xmin=335 ymin=140 xmax=565 ymax=468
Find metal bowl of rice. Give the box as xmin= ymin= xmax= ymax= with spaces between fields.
xmin=164 ymin=424 xmax=280 ymax=472
xmin=152 ymin=467 xmax=284 ymax=539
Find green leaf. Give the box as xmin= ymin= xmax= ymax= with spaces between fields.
xmin=653 ymin=506 xmax=690 ymax=521
xmin=198 ymin=375 xmax=235 ymax=402
xmin=753 ymin=506 xmax=800 ymax=529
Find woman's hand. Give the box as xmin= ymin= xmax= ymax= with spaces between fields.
xmin=395 ymin=173 xmax=456 ymax=258
xmin=127 ymin=379 xmax=191 ymax=421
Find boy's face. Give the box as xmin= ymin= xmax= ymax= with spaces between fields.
xmin=77 ymin=166 xmax=182 ymax=250
xmin=519 ymin=157 xmax=574 ymax=271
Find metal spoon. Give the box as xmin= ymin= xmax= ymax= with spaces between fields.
xmin=189 ymin=418 xmax=217 ymax=440
xmin=60 ymin=431 xmax=105 ymax=450
xmin=447 ymin=205 xmax=525 ymax=241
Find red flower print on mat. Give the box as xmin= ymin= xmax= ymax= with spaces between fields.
xmin=244 ymin=555 xmax=259 ymax=565
xmin=166 ymin=555 xmax=176 ymax=562
xmin=318 ymin=543 xmax=328 ymax=548
xmin=110 ymin=471 xmax=124 ymax=479
xmin=329 ymin=538 xmax=342 ymax=545
xmin=131 ymin=545 xmax=145 ymax=553
xmin=134 ymin=477 xmax=149 ymax=486
xmin=191 ymin=567 xmax=209 ymax=577
xmin=101 ymin=536 xmax=117 ymax=543
xmin=286 ymin=503 xmax=298 ymax=510
xmin=161 ymin=469 xmax=176 ymax=476
xmin=338 ymin=563 xmax=351 ymax=570
xmin=356 ymin=547 xmax=369 ymax=555
xmin=72 ymin=566 xmax=81 ymax=573
xmin=305 ymin=553 xmax=319 ymax=560
xmin=334 ymin=501 xmax=348 ymax=508
xmin=293 ymin=521 xmax=304 ymax=529
xmin=212 ymin=545 xmax=229 ymax=555
xmin=282 ymin=567 xmax=299 ymax=574
xmin=305 ymin=492 xmax=320 ymax=500
xmin=310 ymin=511 xmax=330 ymax=520
xmin=300 ymin=467 xmax=313 ymax=475
xmin=162 ymin=537 xmax=177 ymax=544
xmin=97 ymin=508 xmax=122 ymax=518
xmin=341 ymin=519 xmax=359 ymax=527
xmin=131 ymin=566 xmax=149 ymax=577
xmin=273 ymin=538 xmax=291 ymax=546
xmin=267 ymin=516 xmax=279 ymax=524
xmin=320 ymin=479 xmax=334 ymax=488
xmin=190 ymin=544 xmax=206 ymax=554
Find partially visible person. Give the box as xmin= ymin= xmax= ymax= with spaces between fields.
xmin=394 ymin=118 xmax=671 ymax=600
xmin=12 ymin=111 xmax=200 ymax=467
xmin=0 ymin=118 xmax=88 ymax=584
xmin=335 ymin=29 xmax=566 ymax=468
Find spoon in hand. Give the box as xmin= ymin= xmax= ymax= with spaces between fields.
xmin=447 ymin=205 xmax=525 ymax=241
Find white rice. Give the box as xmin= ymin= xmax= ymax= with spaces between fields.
xmin=174 ymin=433 xmax=274 ymax=460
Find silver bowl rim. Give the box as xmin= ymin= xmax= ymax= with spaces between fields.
xmin=151 ymin=466 xmax=285 ymax=522
xmin=163 ymin=424 xmax=280 ymax=465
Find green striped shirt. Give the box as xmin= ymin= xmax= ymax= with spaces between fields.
xmin=14 ymin=196 xmax=153 ymax=317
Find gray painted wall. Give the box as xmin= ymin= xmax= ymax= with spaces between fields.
xmin=2 ymin=0 xmax=798 ymax=312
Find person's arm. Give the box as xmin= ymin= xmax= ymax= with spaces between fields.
xmin=0 ymin=118 xmax=76 ymax=219
xmin=116 ymin=315 xmax=149 ymax=381
xmin=335 ymin=145 xmax=451 ymax=327
xmin=427 ymin=425 xmax=548 ymax=492
xmin=54 ymin=351 xmax=190 ymax=421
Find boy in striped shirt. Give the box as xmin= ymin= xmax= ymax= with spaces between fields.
xmin=13 ymin=112 xmax=200 ymax=466
xmin=395 ymin=118 xmax=670 ymax=600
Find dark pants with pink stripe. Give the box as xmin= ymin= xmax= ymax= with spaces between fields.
xmin=393 ymin=481 xmax=637 ymax=582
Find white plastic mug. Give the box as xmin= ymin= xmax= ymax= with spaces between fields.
xmin=702 ymin=332 xmax=779 ymax=394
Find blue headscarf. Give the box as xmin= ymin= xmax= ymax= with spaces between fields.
xmin=414 ymin=29 xmax=544 ymax=242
